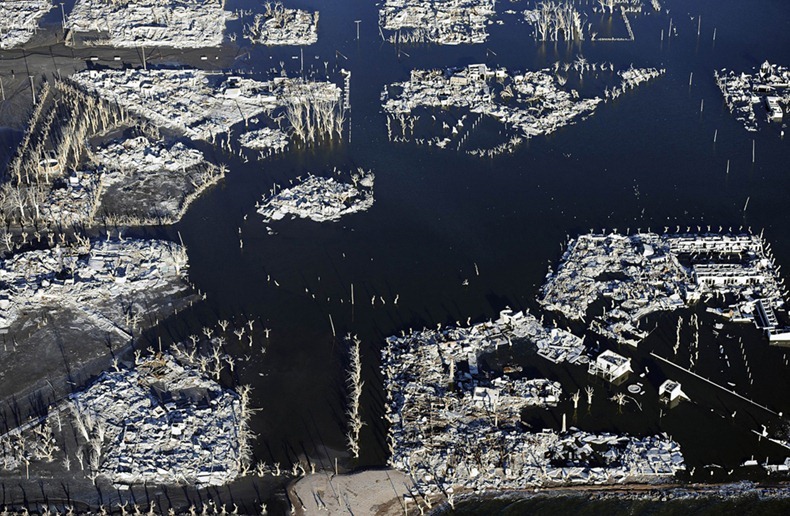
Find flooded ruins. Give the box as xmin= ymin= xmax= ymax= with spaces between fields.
xmin=0 ymin=0 xmax=789 ymax=514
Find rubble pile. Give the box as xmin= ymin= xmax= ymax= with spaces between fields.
xmin=379 ymin=0 xmax=496 ymax=45
xmin=244 ymin=2 xmax=319 ymax=46
xmin=70 ymin=69 xmax=342 ymax=144
xmin=257 ymin=169 xmax=374 ymax=223
xmin=239 ymin=127 xmax=290 ymax=154
xmin=382 ymin=64 xmax=603 ymax=144
xmin=0 ymin=238 xmax=191 ymax=337
xmin=715 ymin=61 xmax=789 ymax=131
xmin=90 ymin=136 xmax=223 ymax=223
xmin=382 ymin=309 xmax=685 ymax=494
xmin=69 ymin=354 xmax=248 ymax=485
xmin=540 ymin=232 xmax=789 ymax=346
xmin=65 ymin=0 xmax=228 ymax=48
xmin=0 ymin=0 xmax=51 ymax=49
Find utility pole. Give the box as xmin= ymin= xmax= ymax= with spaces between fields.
xmin=0 ymin=77 xmax=4 ymax=101
xmin=29 ymin=76 xmax=36 ymax=104
xmin=59 ymin=3 xmax=66 ymax=29
xmin=355 ymin=20 xmax=361 ymax=40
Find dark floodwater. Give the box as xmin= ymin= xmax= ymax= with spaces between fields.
xmin=3 ymin=0 xmax=790 ymax=512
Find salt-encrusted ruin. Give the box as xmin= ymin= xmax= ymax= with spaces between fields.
xmin=715 ymin=61 xmax=789 ymax=132
xmin=257 ymin=169 xmax=374 ymax=223
xmin=244 ymin=2 xmax=318 ymax=46
xmin=379 ymin=0 xmax=496 ymax=45
xmin=65 ymin=0 xmax=228 ymax=48
xmin=239 ymin=127 xmax=290 ymax=154
xmin=0 ymin=238 xmax=191 ymax=337
xmin=382 ymin=63 xmax=663 ymax=150
xmin=89 ymin=135 xmax=224 ymax=224
xmin=68 ymin=353 xmax=250 ymax=486
xmin=382 ymin=309 xmax=685 ymax=495
xmin=0 ymin=77 xmax=226 ymax=228
xmin=540 ymin=232 xmax=790 ymax=346
xmin=0 ymin=0 xmax=51 ymax=49
xmin=70 ymin=69 xmax=344 ymax=145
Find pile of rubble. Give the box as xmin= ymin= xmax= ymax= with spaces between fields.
xmin=0 ymin=238 xmax=191 ymax=338
xmin=68 ymin=353 xmax=249 ymax=486
xmin=540 ymin=232 xmax=789 ymax=346
xmin=379 ymin=0 xmax=496 ymax=45
xmin=715 ymin=61 xmax=789 ymax=131
xmin=244 ymin=2 xmax=318 ymax=46
xmin=382 ymin=309 xmax=685 ymax=495
xmin=65 ymin=0 xmax=228 ymax=48
xmin=257 ymin=169 xmax=374 ymax=223
xmin=383 ymin=64 xmax=608 ymax=147
xmin=0 ymin=0 xmax=51 ymax=49
xmin=239 ymin=127 xmax=290 ymax=154
xmin=89 ymin=135 xmax=224 ymax=223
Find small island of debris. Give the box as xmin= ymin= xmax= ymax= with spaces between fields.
xmin=379 ymin=0 xmax=496 ymax=45
xmin=244 ymin=2 xmax=319 ymax=46
xmin=257 ymin=168 xmax=374 ymax=223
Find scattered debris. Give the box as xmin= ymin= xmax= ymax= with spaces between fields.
xmin=68 ymin=353 xmax=251 ymax=486
xmin=0 ymin=0 xmax=51 ymax=49
xmin=65 ymin=0 xmax=229 ymax=48
xmin=0 ymin=238 xmax=191 ymax=337
xmin=379 ymin=0 xmax=496 ymax=45
xmin=541 ymin=232 xmax=789 ymax=347
xmin=715 ymin=61 xmax=789 ymax=131
xmin=239 ymin=127 xmax=290 ymax=154
xmin=244 ymin=2 xmax=319 ymax=46
xmin=257 ymin=168 xmax=374 ymax=223
xmin=382 ymin=309 xmax=685 ymax=495
xmin=71 ymin=69 xmax=344 ymax=145
xmin=89 ymin=135 xmax=225 ymax=224
xmin=382 ymin=63 xmax=663 ymax=151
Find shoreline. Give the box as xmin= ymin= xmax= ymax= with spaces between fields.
xmin=289 ymin=467 xmax=790 ymax=515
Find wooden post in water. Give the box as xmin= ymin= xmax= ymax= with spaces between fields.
xmin=713 ymin=28 xmax=717 ymax=41
xmin=714 ymin=129 xmax=718 ymax=143
xmin=752 ymin=140 xmax=755 ymax=163
xmin=697 ymin=16 xmax=701 ymax=36
xmin=689 ymin=72 xmax=693 ymax=87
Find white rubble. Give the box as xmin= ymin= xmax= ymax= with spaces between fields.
xmin=257 ymin=169 xmax=374 ymax=223
xmin=382 ymin=309 xmax=685 ymax=494
xmin=540 ymin=232 xmax=788 ymax=346
xmin=245 ymin=2 xmax=318 ymax=46
xmin=715 ymin=61 xmax=789 ymax=131
xmin=89 ymin=135 xmax=223 ymax=223
xmin=379 ymin=0 xmax=496 ymax=45
xmin=0 ymin=239 xmax=191 ymax=336
xmin=382 ymin=64 xmax=660 ymax=147
xmin=239 ymin=127 xmax=290 ymax=154
xmin=0 ymin=0 xmax=51 ymax=49
xmin=70 ymin=69 xmax=342 ymax=144
xmin=65 ymin=0 xmax=228 ymax=48
xmin=69 ymin=353 xmax=248 ymax=486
